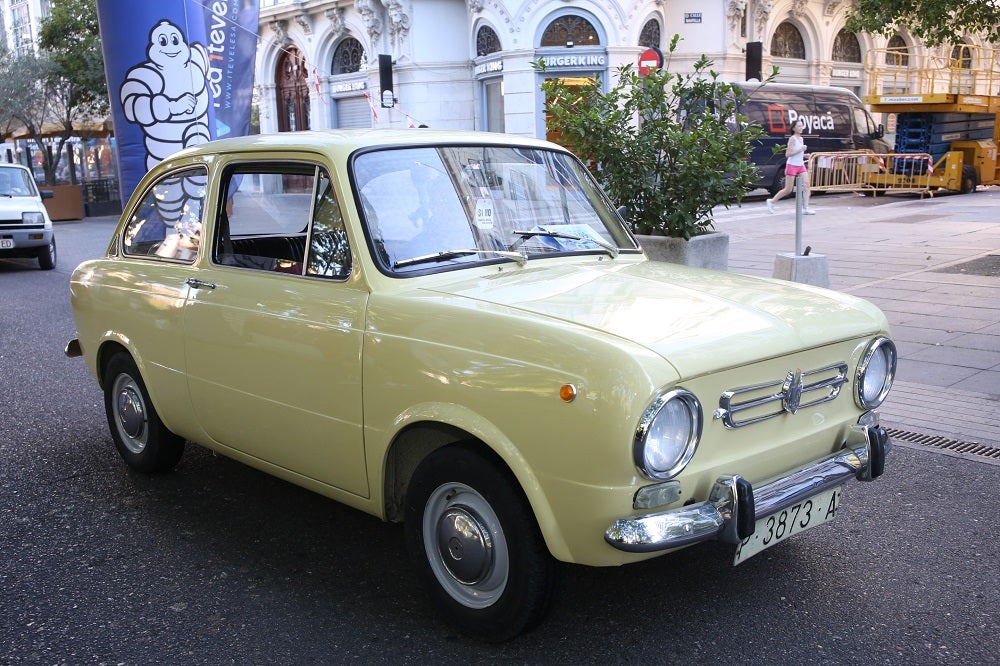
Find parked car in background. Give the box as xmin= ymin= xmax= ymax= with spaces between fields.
xmin=66 ymin=129 xmax=896 ymax=641
xmin=0 ymin=164 xmax=56 ymax=270
xmin=735 ymin=82 xmax=891 ymax=194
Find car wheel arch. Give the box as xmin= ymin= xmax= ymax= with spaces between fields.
xmin=96 ymin=340 xmax=133 ymax=390
xmin=380 ymin=416 xmax=573 ymax=562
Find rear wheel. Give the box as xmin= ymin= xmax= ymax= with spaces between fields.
xmin=102 ymin=352 xmax=184 ymax=473
xmin=960 ymin=165 xmax=978 ymax=194
xmin=768 ymin=169 xmax=786 ymax=196
xmin=405 ymin=446 xmax=557 ymax=642
xmin=37 ymin=237 xmax=56 ymax=270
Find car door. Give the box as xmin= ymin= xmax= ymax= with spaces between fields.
xmin=91 ymin=165 xmax=209 ymax=442
xmin=182 ymin=159 xmax=370 ymax=498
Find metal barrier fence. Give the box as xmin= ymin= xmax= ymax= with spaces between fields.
xmin=808 ymin=151 xmax=935 ymax=195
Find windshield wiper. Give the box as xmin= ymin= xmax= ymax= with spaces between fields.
xmin=512 ymin=229 xmax=619 ymax=259
xmin=393 ymin=248 xmax=526 ymax=269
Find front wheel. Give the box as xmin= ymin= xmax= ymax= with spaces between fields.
xmin=102 ymin=352 xmax=184 ymax=473
xmin=405 ymin=446 xmax=557 ymax=642
xmin=960 ymin=165 xmax=978 ymax=194
xmin=37 ymin=237 xmax=56 ymax=270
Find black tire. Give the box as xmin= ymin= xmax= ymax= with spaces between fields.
xmin=405 ymin=446 xmax=557 ymax=642
xmin=960 ymin=165 xmax=978 ymax=194
xmin=768 ymin=170 xmax=786 ymax=197
xmin=37 ymin=237 xmax=56 ymax=270
xmin=102 ymin=352 xmax=184 ymax=473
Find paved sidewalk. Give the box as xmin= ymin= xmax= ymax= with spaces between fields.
xmin=712 ymin=188 xmax=1000 ymax=448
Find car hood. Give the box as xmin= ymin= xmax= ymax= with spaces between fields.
xmin=0 ymin=195 xmax=44 ymax=214
xmin=425 ymin=259 xmax=888 ymax=377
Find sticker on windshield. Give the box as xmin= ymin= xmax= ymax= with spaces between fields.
xmin=475 ymin=198 xmax=495 ymax=230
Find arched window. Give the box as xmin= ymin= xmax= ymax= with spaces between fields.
xmin=639 ymin=19 xmax=661 ymax=49
xmin=771 ymin=22 xmax=805 ymax=59
xmin=832 ymin=30 xmax=862 ymax=63
xmin=886 ymin=34 xmax=909 ymax=66
xmin=540 ymin=15 xmax=600 ymax=47
xmin=951 ymin=43 xmax=973 ymax=69
xmin=332 ymin=37 xmax=365 ymax=75
xmin=477 ymin=25 xmax=501 ymax=57
xmin=276 ymin=46 xmax=310 ymax=132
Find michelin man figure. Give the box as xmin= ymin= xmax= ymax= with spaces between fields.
xmin=121 ymin=19 xmax=211 ymax=169
xmin=121 ymin=20 xmax=210 ymax=258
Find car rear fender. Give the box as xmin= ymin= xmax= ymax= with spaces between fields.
xmin=94 ymin=335 xmax=201 ymax=443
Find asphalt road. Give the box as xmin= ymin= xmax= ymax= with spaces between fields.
xmin=1 ymin=217 xmax=997 ymax=665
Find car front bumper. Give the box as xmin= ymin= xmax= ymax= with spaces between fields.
xmin=604 ymin=421 xmax=891 ymax=553
xmin=0 ymin=227 xmax=53 ymax=256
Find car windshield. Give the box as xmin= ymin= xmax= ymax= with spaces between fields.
xmin=352 ymin=144 xmax=636 ymax=274
xmin=0 ymin=167 xmax=38 ymax=198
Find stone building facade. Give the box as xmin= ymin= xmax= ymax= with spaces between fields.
xmin=256 ymin=0 xmax=991 ymax=139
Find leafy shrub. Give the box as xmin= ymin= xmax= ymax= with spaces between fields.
xmin=539 ymin=36 xmax=769 ymax=239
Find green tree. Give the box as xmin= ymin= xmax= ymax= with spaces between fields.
xmin=0 ymin=0 xmax=108 ymax=185
xmin=845 ymin=0 xmax=1000 ymax=46
xmin=38 ymin=0 xmax=108 ymax=114
xmin=539 ymin=36 xmax=767 ymax=239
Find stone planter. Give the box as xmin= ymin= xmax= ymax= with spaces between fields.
xmin=636 ymin=231 xmax=730 ymax=271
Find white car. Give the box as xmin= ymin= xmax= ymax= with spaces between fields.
xmin=0 ymin=164 xmax=56 ymax=270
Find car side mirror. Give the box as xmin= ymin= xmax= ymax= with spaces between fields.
xmin=874 ymin=124 xmax=885 ymax=139
xmin=40 ymin=190 xmax=54 ymax=199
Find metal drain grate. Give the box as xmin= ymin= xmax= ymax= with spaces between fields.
xmin=887 ymin=428 xmax=1000 ymax=462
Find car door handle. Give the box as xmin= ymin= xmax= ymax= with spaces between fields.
xmin=185 ymin=278 xmax=216 ymax=290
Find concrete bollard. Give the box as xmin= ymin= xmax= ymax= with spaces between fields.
xmin=773 ymin=173 xmax=831 ymax=288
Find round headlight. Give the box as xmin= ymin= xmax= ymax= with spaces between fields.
xmin=634 ymin=389 xmax=702 ymax=480
xmin=856 ymin=337 xmax=897 ymax=409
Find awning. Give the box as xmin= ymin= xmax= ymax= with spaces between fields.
xmin=6 ymin=118 xmax=115 ymax=141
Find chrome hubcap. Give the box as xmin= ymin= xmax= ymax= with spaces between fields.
xmin=112 ymin=374 xmax=148 ymax=454
xmin=423 ymin=482 xmax=509 ymax=608
xmin=436 ymin=506 xmax=493 ymax=584
xmin=118 ymin=386 xmax=145 ymax=439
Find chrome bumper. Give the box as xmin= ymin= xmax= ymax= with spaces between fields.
xmin=605 ymin=423 xmax=891 ymax=553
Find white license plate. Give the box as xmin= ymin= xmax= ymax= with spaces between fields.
xmin=734 ymin=485 xmax=843 ymax=564
xmin=0 ymin=239 xmax=13 ymax=249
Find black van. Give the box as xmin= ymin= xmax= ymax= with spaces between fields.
xmin=733 ymin=82 xmax=890 ymax=194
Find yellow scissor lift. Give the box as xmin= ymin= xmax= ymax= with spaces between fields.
xmin=860 ymin=44 xmax=1000 ymax=194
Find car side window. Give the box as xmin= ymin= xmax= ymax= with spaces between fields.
xmin=853 ymin=106 xmax=875 ymax=136
xmin=306 ymin=172 xmax=352 ymax=280
xmin=214 ymin=164 xmax=318 ymax=275
xmin=121 ymin=166 xmax=207 ymax=262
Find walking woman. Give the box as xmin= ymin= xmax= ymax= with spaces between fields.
xmin=766 ymin=117 xmax=815 ymax=214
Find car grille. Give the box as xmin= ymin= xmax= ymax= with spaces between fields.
xmin=717 ymin=362 xmax=849 ymax=428
xmin=0 ymin=215 xmax=27 ymax=227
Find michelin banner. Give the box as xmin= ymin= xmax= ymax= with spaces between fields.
xmin=97 ymin=0 xmax=260 ymax=200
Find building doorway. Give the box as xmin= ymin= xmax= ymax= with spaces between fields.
xmin=276 ymin=46 xmax=311 ymax=133
xmin=543 ymin=76 xmax=595 ymax=146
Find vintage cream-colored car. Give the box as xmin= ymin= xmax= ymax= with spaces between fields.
xmin=67 ymin=130 xmax=895 ymax=641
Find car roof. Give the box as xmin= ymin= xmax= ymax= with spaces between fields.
xmin=733 ymin=81 xmax=862 ymax=102
xmin=169 ymin=129 xmax=565 ymax=162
